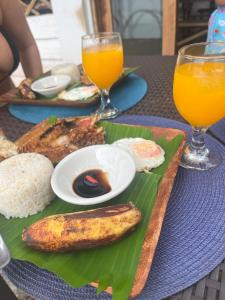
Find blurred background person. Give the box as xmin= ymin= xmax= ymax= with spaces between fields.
xmin=207 ymin=0 xmax=225 ymax=45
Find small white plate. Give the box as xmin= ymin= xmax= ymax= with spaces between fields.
xmin=31 ymin=75 xmax=71 ymax=97
xmin=51 ymin=145 xmax=136 ymax=205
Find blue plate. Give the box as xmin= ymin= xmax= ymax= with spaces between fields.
xmin=9 ymin=74 xmax=147 ymax=124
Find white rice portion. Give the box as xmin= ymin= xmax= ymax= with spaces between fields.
xmin=0 ymin=153 xmax=55 ymax=219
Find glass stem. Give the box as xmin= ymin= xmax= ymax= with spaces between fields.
xmin=190 ymin=127 xmax=209 ymax=157
xmin=100 ymin=89 xmax=111 ymax=108
xmin=97 ymin=88 xmax=119 ymax=119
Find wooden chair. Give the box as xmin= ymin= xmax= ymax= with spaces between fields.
xmin=20 ymin=0 xmax=38 ymax=16
xmin=91 ymin=0 xmax=177 ymax=56
xmin=177 ymin=0 xmax=214 ymax=49
xmin=163 ymin=0 xmax=215 ymax=55
xmin=90 ymin=0 xmax=212 ymax=56
xmin=91 ymin=0 xmax=113 ymax=32
xmin=19 ymin=0 xmax=52 ymax=16
xmin=162 ymin=0 xmax=178 ymax=55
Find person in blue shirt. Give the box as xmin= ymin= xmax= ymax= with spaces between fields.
xmin=207 ymin=0 xmax=225 ymax=49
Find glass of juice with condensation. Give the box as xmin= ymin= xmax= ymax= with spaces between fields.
xmin=173 ymin=42 xmax=225 ymax=171
xmin=82 ymin=32 xmax=123 ymax=119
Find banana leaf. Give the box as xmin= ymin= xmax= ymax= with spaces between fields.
xmin=0 ymin=122 xmax=183 ymax=300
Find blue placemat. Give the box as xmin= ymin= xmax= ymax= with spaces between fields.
xmin=8 ymin=74 xmax=147 ymax=124
xmin=4 ymin=115 xmax=225 ymax=300
xmin=210 ymin=118 xmax=225 ymax=144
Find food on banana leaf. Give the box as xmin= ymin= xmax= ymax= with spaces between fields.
xmin=16 ymin=115 xmax=105 ymax=164
xmin=22 ymin=203 xmax=141 ymax=252
xmin=0 ymin=153 xmax=54 ymax=219
xmin=0 ymin=128 xmax=18 ymax=162
xmin=18 ymin=78 xmax=36 ymax=100
xmin=51 ymin=63 xmax=80 ymax=85
xmin=58 ymin=86 xmax=98 ymax=102
xmin=113 ymin=137 xmax=165 ymax=172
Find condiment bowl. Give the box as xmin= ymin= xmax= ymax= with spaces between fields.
xmin=51 ymin=145 xmax=136 ymax=205
xmin=31 ymin=75 xmax=71 ymax=97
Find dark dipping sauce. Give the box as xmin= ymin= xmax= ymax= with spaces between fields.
xmin=73 ymin=169 xmax=111 ymax=198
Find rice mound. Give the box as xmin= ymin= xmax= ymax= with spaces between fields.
xmin=0 ymin=153 xmax=55 ymax=219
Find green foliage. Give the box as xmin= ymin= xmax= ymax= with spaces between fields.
xmin=46 ymin=115 xmax=57 ymax=125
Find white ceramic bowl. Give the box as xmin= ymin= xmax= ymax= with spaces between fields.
xmin=31 ymin=75 xmax=71 ymax=97
xmin=51 ymin=145 xmax=136 ymax=205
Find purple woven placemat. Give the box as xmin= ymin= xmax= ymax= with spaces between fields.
xmin=210 ymin=118 xmax=225 ymax=144
xmin=4 ymin=115 xmax=225 ymax=300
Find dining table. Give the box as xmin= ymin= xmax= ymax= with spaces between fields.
xmin=0 ymin=55 xmax=225 ymax=300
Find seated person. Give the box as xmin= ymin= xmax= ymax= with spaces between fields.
xmin=0 ymin=0 xmax=42 ymax=95
xmin=207 ymin=0 xmax=225 ymax=49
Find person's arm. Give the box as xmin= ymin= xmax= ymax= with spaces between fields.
xmin=1 ymin=0 xmax=43 ymax=79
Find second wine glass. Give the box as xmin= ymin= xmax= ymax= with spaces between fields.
xmin=82 ymin=32 xmax=123 ymax=119
xmin=173 ymin=42 xmax=225 ymax=171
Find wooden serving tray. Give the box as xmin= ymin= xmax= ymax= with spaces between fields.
xmin=0 ymin=68 xmax=138 ymax=108
xmin=1 ymin=120 xmax=185 ymax=298
xmin=0 ymin=88 xmax=99 ymax=107
xmin=92 ymin=125 xmax=186 ymax=298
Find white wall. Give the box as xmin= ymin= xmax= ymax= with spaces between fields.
xmin=51 ymin=0 xmax=87 ymax=65
xmin=12 ymin=14 xmax=63 ymax=85
xmin=27 ymin=14 xmax=62 ymax=69
xmin=12 ymin=0 xmax=87 ymax=85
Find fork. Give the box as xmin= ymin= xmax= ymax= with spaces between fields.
xmin=0 ymin=234 xmax=10 ymax=269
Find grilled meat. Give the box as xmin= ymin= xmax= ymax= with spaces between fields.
xmin=18 ymin=78 xmax=36 ymax=100
xmin=16 ymin=115 xmax=105 ymax=163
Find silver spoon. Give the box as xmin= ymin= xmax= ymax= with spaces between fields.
xmin=0 ymin=234 xmax=10 ymax=269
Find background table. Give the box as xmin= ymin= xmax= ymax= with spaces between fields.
xmin=0 ymin=55 xmax=224 ymax=300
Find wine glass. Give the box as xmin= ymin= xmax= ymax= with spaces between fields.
xmin=173 ymin=42 xmax=225 ymax=171
xmin=82 ymin=32 xmax=123 ymax=119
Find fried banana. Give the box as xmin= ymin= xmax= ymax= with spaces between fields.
xmin=22 ymin=203 xmax=141 ymax=252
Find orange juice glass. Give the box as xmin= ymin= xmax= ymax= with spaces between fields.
xmin=174 ymin=62 xmax=225 ymax=127
xmin=82 ymin=33 xmax=123 ymax=119
xmin=82 ymin=44 xmax=123 ymax=89
xmin=173 ymin=42 xmax=225 ymax=171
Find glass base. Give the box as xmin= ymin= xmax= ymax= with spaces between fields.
xmin=96 ymin=106 xmax=120 ymax=120
xmin=180 ymin=143 xmax=222 ymax=171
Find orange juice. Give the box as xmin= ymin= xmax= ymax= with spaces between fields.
xmin=82 ymin=44 xmax=123 ymax=89
xmin=173 ymin=62 xmax=225 ymax=127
